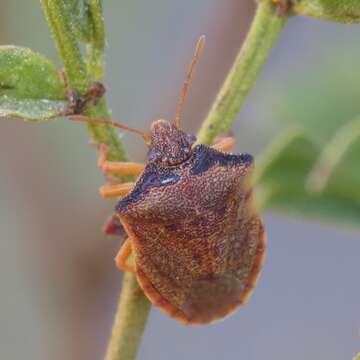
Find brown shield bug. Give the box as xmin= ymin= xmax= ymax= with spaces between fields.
xmin=71 ymin=36 xmax=265 ymax=325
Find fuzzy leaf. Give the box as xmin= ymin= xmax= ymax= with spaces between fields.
xmin=0 ymin=97 xmax=67 ymax=121
xmin=66 ymin=0 xmax=94 ymax=43
xmin=0 ymin=46 xmax=67 ymax=120
xmin=59 ymin=0 xmax=105 ymax=79
xmin=256 ymin=128 xmax=360 ymax=228
xmin=292 ymin=0 xmax=360 ymax=23
xmin=62 ymin=0 xmax=105 ymax=48
xmin=86 ymin=0 xmax=105 ymax=80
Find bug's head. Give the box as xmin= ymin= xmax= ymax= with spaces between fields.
xmin=146 ymin=37 xmax=204 ymax=166
xmin=147 ymin=119 xmax=196 ymax=166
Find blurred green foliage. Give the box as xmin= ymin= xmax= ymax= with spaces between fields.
xmin=257 ymin=55 xmax=360 ymax=228
xmin=257 ymin=127 xmax=360 ymax=227
xmin=293 ymin=0 xmax=360 ymax=23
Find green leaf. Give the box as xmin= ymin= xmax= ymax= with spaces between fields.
xmin=256 ymin=49 xmax=360 ymax=229
xmin=307 ymin=116 xmax=360 ymax=194
xmin=256 ymin=128 xmax=360 ymax=228
xmin=269 ymin=55 xmax=360 ymax=146
xmin=44 ymin=0 xmax=105 ymax=80
xmin=86 ymin=0 xmax=105 ymax=80
xmin=0 ymin=46 xmax=67 ymax=120
xmin=66 ymin=0 xmax=94 ymax=43
xmin=292 ymin=0 xmax=360 ymax=24
xmin=0 ymin=46 xmax=65 ymax=99
xmin=0 ymin=97 xmax=67 ymax=121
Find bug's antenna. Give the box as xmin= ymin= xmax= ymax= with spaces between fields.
xmin=174 ymin=35 xmax=205 ymax=129
xmin=69 ymin=115 xmax=151 ymax=143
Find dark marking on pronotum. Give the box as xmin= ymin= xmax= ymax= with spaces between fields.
xmin=190 ymin=145 xmax=253 ymax=176
xmin=116 ymin=166 xmax=180 ymax=211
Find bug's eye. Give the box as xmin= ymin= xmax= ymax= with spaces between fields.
xmin=147 ymin=148 xmax=160 ymax=162
xmin=185 ymin=133 xmax=196 ymax=144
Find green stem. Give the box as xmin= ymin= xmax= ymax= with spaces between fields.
xmin=105 ymin=273 xmax=152 ymax=360
xmin=197 ymin=0 xmax=287 ymax=145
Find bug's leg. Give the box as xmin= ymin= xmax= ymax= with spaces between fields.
xmin=98 ymin=144 xmax=145 ymax=175
xmin=104 ymin=214 xmax=126 ymax=236
xmin=212 ymin=136 xmax=235 ymax=152
xmin=97 ymin=144 xmax=143 ymax=198
xmin=115 ymin=238 xmax=135 ymax=272
xmin=100 ymin=182 xmax=135 ymax=198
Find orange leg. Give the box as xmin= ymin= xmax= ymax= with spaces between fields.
xmin=99 ymin=182 xmax=135 ymax=198
xmin=115 ymin=238 xmax=135 ymax=272
xmin=97 ymin=144 xmax=145 ymax=198
xmin=98 ymin=144 xmax=144 ymax=175
xmin=212 ymin=136 xmax=235 ymax=152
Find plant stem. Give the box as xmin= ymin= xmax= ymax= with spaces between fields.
xmin=105 ymin=273 xmax=152 ymax=360
xmin=197 ymin=0 xmax=287 ymax=145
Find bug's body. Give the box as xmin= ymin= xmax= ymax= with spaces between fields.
xmin=113 ymin=121 xmax=265 ymax=324
xmin=79 ymin=37 xmax=265 ymax=325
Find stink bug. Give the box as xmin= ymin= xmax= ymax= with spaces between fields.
xmin=71 ymin=36 xmax=265 ymax=325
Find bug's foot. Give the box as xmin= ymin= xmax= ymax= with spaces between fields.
xmin=99 ymin=182 xmax=135 ymax=198
xmin=115 ymin=239 xmax=136 ymax=272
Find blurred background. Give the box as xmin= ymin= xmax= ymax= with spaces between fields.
xmin=0 ymin=1 xmax=359 ymax=359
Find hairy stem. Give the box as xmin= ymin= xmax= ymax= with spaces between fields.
xmin=197 ymin=0 xmax=287 ymax=145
